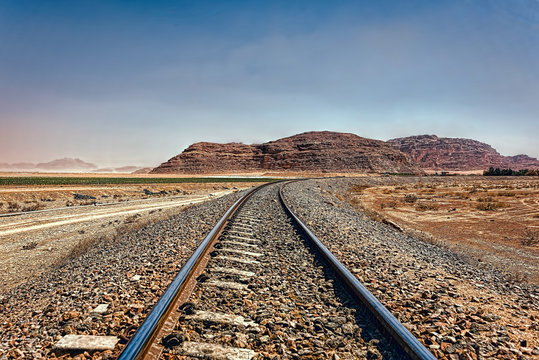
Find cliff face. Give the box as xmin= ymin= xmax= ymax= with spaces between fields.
xmin=387 ymin=135 xmax=539 ymax=171
xmin=151 ymin=131 xmax=420 ymax=174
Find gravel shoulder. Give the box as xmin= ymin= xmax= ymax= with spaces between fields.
xmin=0 ymin=190 xmax=246 ymax=359
xmin=282 ymin=178 xmax=538 ymax=360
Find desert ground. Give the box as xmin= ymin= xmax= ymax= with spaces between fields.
xmin=338 ymin=176 xmax=539 ymax=284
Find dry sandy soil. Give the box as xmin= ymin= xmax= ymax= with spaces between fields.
xmin=0 ymin=181 xmax=256 ymax=292
xmin=340 ymin=176 xmax=539 ymax=284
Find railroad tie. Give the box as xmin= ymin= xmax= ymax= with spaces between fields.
xmin=211 ymin=267 xmax=255 ymax=277
xmin=216 ymin=248 xmax=264 ymax=257
xmin=215 ymin=255 xmax=260 ymax=265
xmin=219 ymin=240 xmax=259 ymax=249
xmin=175 ymin=341 xmax=256 ymax=359
xmin=227 ymin=229 xmax=254 ymax=236
xmin=204 ymin=280 xmax=249 ymax=290
xmin=185 ymin=311 xmax=260 ymax=331
xmin=227 ymin=235 xmax=260 ymax=244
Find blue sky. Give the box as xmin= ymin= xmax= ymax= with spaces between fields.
xmin=0 ymin=0 xmax=538 ymax=166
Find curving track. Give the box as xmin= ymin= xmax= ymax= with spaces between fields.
xmin=119 ymin=182 xmax=436 ymax=360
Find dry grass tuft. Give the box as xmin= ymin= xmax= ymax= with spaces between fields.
xmin=415 ymin=202 xmax=439 ymax=211
xmin=380 ymin=201 xmax=397 ymax=209
xmin=22 ymin=241 xmax=38 ymax=250
xmin=521 ymin=230 xmax=538 ymax=246
xmin=403 ymin=194 xmax=418 ymax=203
xmin=476 ymin=200 xmax=506 ymax=211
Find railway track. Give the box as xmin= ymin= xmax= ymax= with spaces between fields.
xmin=119 ymin=182 xmax=436 ymax=360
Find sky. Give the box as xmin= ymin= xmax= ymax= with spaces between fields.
xmin=0 ymin=0 xmax=538 ymax=167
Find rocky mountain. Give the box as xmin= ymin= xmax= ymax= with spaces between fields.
xmin=151 ymin=131 xmax=420 ymax=174
xmin=387 ymin=135 xmax=539 ymax=171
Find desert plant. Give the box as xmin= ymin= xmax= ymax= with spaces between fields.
xmin=416 ymin=202 xmax=439 ymax=211
xmin=124 ymin=213 xmax=141 ymax=224
xmin=521 ymin=230 xmax=538 ymax=246
xmin=7 ymin=201 xmax=20 ymax=212
xmin=403 ymin=194 xmax=418 ymax=203
xmin=494 ymin=191 xmax=515 ymax=197
xmin=21 ymin=202 xmax=44 ymax=212
xmin=22 ymin=241 xmax=38 ymax=250
xmin=380 ymin=201 xmax=397 ymax=209
xmin=476 ymin=201 xmax=505 ymax=211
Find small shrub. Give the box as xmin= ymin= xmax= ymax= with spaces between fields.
xmin=494 ymin=192 xmax=515 ymax=197
xmin=380 ymin=201 xmax=397 ymax=209
xmin=21 ymin=202 xmax=44 ymax=212
xmin=7 ymin=201 xmax=20 ymax=212
xmin=521 ymin=230 xmax=538 ymax=246
xmin=416 ymin=202 xmax=439 ymax=211
xmin=476 ymin=201 xmax=505 ymax=211
xmin=124 ymin=214 xmax=141 ymax=224
xmin=403 ymin=194 xmax=418 ymax=203
xmin=22 ymin=241 xmax=38 ymax=250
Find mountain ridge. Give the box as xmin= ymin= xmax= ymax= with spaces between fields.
xmin=151 ymin=131 xmax=420 ymax=174
xmin=387 ymin=135 xmax=539 ymax=171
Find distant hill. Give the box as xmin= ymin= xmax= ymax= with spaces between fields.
xmin=387 ymin=135 xmax=539 ymax=171
xmin=151 ymin=131 xmax=420 ymax=174
xmin=132 ymin=167 xmax=153 ymax=174
xmin=0 ymin=158 xmax=153 ymax=173
xmin=0 ymin=158 xmax=97 ymax=172
xmin=92 ymin=166 xmax=148 ymax=173
xmin=35 ymin=158 xmax=97 ymax=171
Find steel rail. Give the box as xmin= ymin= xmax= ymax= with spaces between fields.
xmin=278 ymin=182 xmax=437 ymax=360
xmin=118 ymin=184 xmax=267 ymax=360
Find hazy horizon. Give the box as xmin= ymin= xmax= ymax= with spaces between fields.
xmin=1 ymin=0 xmax=538 ymax=167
